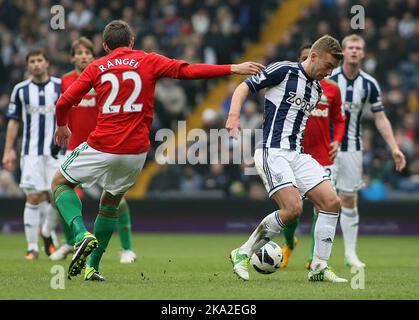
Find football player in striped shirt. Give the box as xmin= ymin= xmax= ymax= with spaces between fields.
xmin=329 ymin=34 xmax=406 ymax=268
xmin=50 ymin=37 xmax=137 ymax=266
xmin=280 ymin=44 xmax=347 ymax=269
xmin=228 ymin=35 xmax=348 ymax=282
xmin=2 ymin=50 xmax=62 ymax=260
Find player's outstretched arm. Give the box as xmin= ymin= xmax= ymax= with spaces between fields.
xmin=225 ymin=82 xmax=250 ymax=139
xmin=373 ymin=111 xmax=406 ymax=171
xmin=231 ymin=62 xmax=265 ymax=75
xmin=176 ymin=62 xmax=264 ymax=79
xmin=151 ymin=53 xmax=264 ymax=80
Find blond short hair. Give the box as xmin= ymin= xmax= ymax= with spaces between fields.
xmin=311 ymin=35 xmax=343 ymax=62
xmin=342 ymin=34 xmax=365 ymax=49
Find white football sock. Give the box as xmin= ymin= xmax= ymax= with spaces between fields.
xmin=312 ymin=210 xmax=339 ymax=271
xmin=340 ymin=206 xmax=359 ymax=258
xmin=24 ymin=203 xmax=41 ymax=252
xmin=38 ymin=200 xmax=49 ymax=228
xmin=240 ymin=210 xmax=286 ymax=256
xmin=41 ymin=204 xmax=59 ymax=238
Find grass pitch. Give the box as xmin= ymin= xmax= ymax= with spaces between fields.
xmin=0 ymin=233 xmax=418 ymax=300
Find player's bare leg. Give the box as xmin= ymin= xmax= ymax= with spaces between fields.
xmin=85 ymin=191 xmax=125 ymax=281
xmin=52 ymin=170 xmax=98 ymax=278
xmin=306 ymin=181 xmax=347 ymax=282
xmin=231 ymin=186 xmax=302 ymax=280
xmin=340 ymin=193 xmax=365 ymax=268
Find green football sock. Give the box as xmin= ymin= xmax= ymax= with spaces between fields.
xmin=117 ymin=199 xmax=133 ymax=250
xmin=60 ymin=217 xmax=75 ymax=246
xmin=54 ymin=186 xmax=87 ymax=244
xmin=308 ymin=209 xmax=319 ymax=262
xmin=283 ymin=218 xmax=299 ymax=248
xmin=88 ymin=206 xmax=118 ymax=271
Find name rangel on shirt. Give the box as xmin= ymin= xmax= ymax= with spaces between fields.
xmin=98 ymin=58 xmax=139 ymax=72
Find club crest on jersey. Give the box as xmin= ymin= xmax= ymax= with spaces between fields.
xmin=319 ymin=94 xmax=328 ymax=105
xmin=275 ymin=173 xmax=283 ymax=183
xmin=286 ymin=91 xmax=316 ymax=114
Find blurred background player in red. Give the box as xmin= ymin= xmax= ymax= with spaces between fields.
xmin=50 ymin=37 xmax=137 ymax=264
xmin=280 ymin=44 xmax=346 ymax=269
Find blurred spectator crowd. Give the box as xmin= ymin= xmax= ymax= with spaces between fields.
xmin=150 ymin=0 xmax=419 ymax=200
xmin=0 ymin=0 xmax=417 ymax=200
xmin=0 ymin=0 xmax=276 ymax=198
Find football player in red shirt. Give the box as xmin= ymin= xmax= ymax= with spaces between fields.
xmin=280 ymin=44 xmax=346 ymax=269
xmin=50 ymin=37 xmax=137 ymax=264
xmin=51 ymin=20 xmax=264 ymax=280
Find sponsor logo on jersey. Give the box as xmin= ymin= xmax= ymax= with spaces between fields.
xmin=26 ymin=105 xmax=55 ymax=114
xmin=286 ymin=91 xmax=316 ymax=114
xmin=310 ymin=107 xmax=329 ymax=117
xmin=79 ymin=97 xmax=96 ymax=107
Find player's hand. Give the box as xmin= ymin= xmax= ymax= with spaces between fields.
xmin=329 ymin=141 xmax=340 ymax=161
xmin=2 ymin=149 xmax=16 ymax=171
xmin=231 ymin=62 xmax=265 ymax=75
xmin=392 ymin=149 xmax=406 ymax=172
xmin=55 ymin=125 xmax=72 ymax=148
xmin=226 ymin=113 xmax=241 ymax=139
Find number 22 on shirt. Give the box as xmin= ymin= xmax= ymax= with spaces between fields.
xmin=101 ymin=71 xmax=143 ymax=114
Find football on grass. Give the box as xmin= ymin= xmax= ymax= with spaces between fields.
xmin=250 ymin=241 xmax=283 ymax=274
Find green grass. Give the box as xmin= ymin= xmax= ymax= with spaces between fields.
xmin=0 ymin=233 xmax=418 ymax=299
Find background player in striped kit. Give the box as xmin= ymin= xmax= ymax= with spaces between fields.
xmin=50 ymin=37 xmax=137 ymax=264
xmin=329 ymin=34 xmax=406 ymax=268
xmin=228 ymin=35 xmax=347 ymax=282
xmin=2 ymin=50 xmax=62 ymax=260
xmin=280 ymin=44 xmax=347 ymax=269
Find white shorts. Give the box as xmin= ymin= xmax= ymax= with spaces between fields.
xmin=333 ymin=150 xmax=363 ymax=194
xmin=20 ymin=155 xmax=63 ymax=193
xmin=59 ymin=142 xmax=147 ymax=196
xmin=254 ymin=148 xmax=330 ymax=197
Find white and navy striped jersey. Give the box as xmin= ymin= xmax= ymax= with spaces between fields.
xmin=330 ymin=66 xmax=384 ymax=152
xmin=246 ymin=61 xmax=322 ymax=152
xmin=7 ymin=77 xmax=61 ymax=156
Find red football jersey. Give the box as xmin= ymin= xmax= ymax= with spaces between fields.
xmin=61 ymin=70 xmax=98 ymax=151
xmin=302 ymin=79 xmax=346 ymax=166
xmin=56 ymin=47 xmax=231 ymax=154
